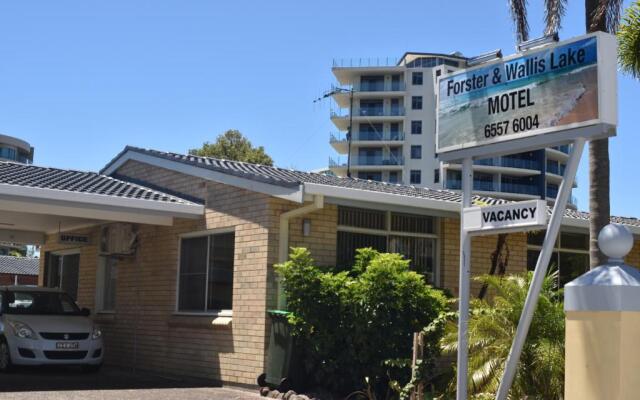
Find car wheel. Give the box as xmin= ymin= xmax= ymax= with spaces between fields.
xmin=0 ymin=338 xmax=14 ymax=373
xmin=81 ymin=363 xmax=102 ymax=373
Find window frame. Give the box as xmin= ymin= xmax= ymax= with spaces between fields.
xmin=410 ymin=145 xmax=422 ymax=160
xmin=174 ymin=228 xmax=236 ymax=317
xmin=412 ymin=71 xmax=423 ymax=85
xmin=526 ymin=229 xmax=589 ymax=287
xmin=411 ymin=120 xmax=422 ymax=135
xmin=410 ymin=169 xmax=421 ymax=185
xmin=336 ymin=207 xmax=440 ymax=285
xmin=95 ymin=256 xmax=117 ymax=314
xmin=411 ymin=96 xmax=423 ymax=110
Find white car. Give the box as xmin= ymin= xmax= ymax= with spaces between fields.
xmin=0 ymin=286 xmax=103 ymax=372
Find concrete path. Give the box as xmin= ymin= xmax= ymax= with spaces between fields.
xmin=0 ymin=366 xmax=263 ymax=400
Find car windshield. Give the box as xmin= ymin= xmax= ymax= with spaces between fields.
xmin=3 ymin=291 xmax=82 ymax=315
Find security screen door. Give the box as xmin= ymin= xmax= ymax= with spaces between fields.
xmin=44 ymin=252 xmax=80 ymax=300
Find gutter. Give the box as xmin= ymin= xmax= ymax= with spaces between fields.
xmin=276 ymin=194 xmax=324 ymax=310
xmin=278 ymin=194 xmax=324 ymax=263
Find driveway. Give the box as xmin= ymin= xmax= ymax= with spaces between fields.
xmin=0 ymin=366 xmax=263 ymax=400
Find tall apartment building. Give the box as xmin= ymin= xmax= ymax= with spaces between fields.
xmin=328 ymin=53 xmax=576 ymax=207
xmin=0 ymin=134 xmax=34 ymax=164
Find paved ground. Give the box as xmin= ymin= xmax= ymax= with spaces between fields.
xmin=0 ymin=366 xmax=263 ymax=400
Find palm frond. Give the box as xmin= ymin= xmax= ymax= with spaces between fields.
xmin=508 ymin=0 xmax=529 ymax=42
xmin=544 ymin=0 xmax=567 ymax=35
xmin=618 ymin=1 xmax=640 ymax=78
xmin=588 ymin=0 xmax=624 ymax=33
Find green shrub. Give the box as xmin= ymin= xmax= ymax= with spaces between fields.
xmin=276 ymin=247 xmax=448 ymax=396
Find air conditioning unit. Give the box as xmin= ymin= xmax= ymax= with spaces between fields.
xmin=100 ymin=223 xmax=137 ymax=256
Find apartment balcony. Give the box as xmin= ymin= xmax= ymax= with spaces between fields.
xmin=474 ymin=157 xmax=541 ymax=171
xmin=330 ymin=107 xmax=405 ymax=130
xmin=501 ymin=182 xmax=540 ymax=196
xmin=332 ymin=82 xmax=406 ymax=107
xmin=445 ymin=179 xmax=498 ymax=192
xmin=329 ymin=132 xmax=405 ymax=154
xmin=546 ymin=163 xmax=566 ymax=176
xmin=328 ymin=155 xmax=404 ymax=173
xmin=546 ymin=145 xmax=571 ymax=161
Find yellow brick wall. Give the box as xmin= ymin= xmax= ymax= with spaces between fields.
xmin=38 ymin=161 xmax=275 ymax=386
xmin=439 ymin=217 xmax=529 ymax=297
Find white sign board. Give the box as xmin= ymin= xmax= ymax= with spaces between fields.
xmin=437 ymin=32 xmax=617 ymax=161
xmin=463 ymin=200 xmax=548 ymax=235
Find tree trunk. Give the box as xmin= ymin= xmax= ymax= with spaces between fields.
xmin=478 ymin=234 xmax=509 ymax=299
xmin=586 ymin=0 xmax=611 ymax=268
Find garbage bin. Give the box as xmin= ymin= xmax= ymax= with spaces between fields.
xmin=264 ymin=310 xmax=294 ymax=387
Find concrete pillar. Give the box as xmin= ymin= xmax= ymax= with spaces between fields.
xmin=564 ymin=224 xmax=640 ymax=400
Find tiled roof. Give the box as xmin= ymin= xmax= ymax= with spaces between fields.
xmin=104 ymin=146 xmax=640 ymax=230
xmin=0 ymin=161 xmax=202 ymax=205
xmin=103 ymin=146 xmax=508 ymax=206
xmin=0 ymin=256 xmax=39 ymax=276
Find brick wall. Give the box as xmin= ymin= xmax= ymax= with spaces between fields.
xmin=37 ymin=161 xmax=275 ymax=386
xmin=439 ymin=217 xmax=529 ymax=297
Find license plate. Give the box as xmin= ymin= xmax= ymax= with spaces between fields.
xmin=56 ymin=342 xmax=79 ymax=350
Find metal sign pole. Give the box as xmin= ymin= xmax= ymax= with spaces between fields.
xmin=495 ymin=137 xmax=586 ymax=400
xmin=456 ymin=157 xmax=473 ymax=400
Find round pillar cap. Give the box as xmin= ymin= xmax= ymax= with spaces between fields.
xmin=599 ymin=224 xmax=634 ymax=262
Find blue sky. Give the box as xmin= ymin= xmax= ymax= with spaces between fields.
xmin=0 ymin=1 xmax=636 ymax=216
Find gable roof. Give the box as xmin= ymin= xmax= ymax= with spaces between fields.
xmin=0 ymin=255 xmax=39 ymax=276
xmin=101 ymin=146 xmax=507 ymax=206
xmin=0 ymin=161 xmax=201 ymax=206
xmin=101 ymin=146 xmax=640 ymax=233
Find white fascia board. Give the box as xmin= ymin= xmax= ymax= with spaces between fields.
xmin=0 ymin=229 xmax=46 ymax=245
xmin=303 ymin=183 xmax=460 ymax=213
xmin=103 ymin=151 xmax=304 ymax=203
xmin=0 ymin=183 xmax=204 ymax=219
xmin=0 ymin=197 xmax=174 ymax=227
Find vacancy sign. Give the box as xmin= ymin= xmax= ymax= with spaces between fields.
xmin=436 ymin=32 xmax=617 ymax=160
xmin=463 ymin=200 xmax=547 ymax=235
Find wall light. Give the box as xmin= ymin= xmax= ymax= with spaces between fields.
xmin=302 ymin=219 xmax=311 ymax=237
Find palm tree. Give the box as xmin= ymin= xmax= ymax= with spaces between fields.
xmin=618 ymin=1 xmax=640 ymax=78
xmin=584 ymin=0 xmax=623 ymax=268
xmin=441 ymin=272 xmax=565 ymax=398
xmin=508 ymin=0 xmax=623 ymax=268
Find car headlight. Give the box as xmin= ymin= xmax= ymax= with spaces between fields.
xmin=8 ymin=320 xmax=35 ymax=340
xmin=91 ymin=325 xmax=102 ymax=340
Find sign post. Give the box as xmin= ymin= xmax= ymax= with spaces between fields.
xmin=435 ymin=32 xmax=617 ymax=400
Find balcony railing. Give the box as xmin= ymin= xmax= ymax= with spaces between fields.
xmin=352 ymin=82 xmax=406 ymax=92
xmin=330 ymin=132 xmax=405 ymax=143
xmin=332 ymin=57 xmax=403 ymax=68
xmin=331 ymin=108 xmax=406 ymax=118
xmin=501 ymin=182 xmax=540 ymax=195
xmin=474 ymin=157 xmax=541 ymax=170
xmin=550 ymin=144 xmax=571 ymax=154
xmin=445 ymin=179 xmax=498 ymax=192
xmin=546 ymin=163 xmax=566 ymax=176
xmin=329 ymin=156 xmax=404 ymax=167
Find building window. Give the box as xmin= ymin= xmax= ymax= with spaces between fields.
xmin=412 ymin=72 xmax=423 ymax=85
xmin=337 ymin=207 xmax=437 ymax=281
xmin=410 ymin=170 xmax=421 ymax=185
xmin=178 ymin=231 xmax=235 ymax=312
xmin=411 ymin=145 xmax=422 ymax=159
xmin=527 ymin=231 xmax=589 ymax=287
xmin=434 ymin=169 xmax=440 ymax=183
xmin=96 ymin=257 xmax=117 ymax=312
xmin=411 ymin=96 xmax=423 ymax=110
xmin=43 ymin=252 xmax=80 ymax=301
xmin=411 ymin=120 xmax=422 ymax=134
xmin=358 ymin=171 xmax=382 ymax=182
xmin=389 ymin=171 xmax=399 ymax=184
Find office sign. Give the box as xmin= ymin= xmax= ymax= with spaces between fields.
xmin=463 ymin=200 xmax=548 ymax=235
xmin=437 ymin=32 xmax=617 ymax=161
xmin=58 ymin=233 xmax=91 ymax=246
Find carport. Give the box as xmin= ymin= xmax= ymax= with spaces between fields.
xmin=0 ymin=161 xmax=204 ymax=299
xmin=0 ymin=161 xmax=204 ymax=246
